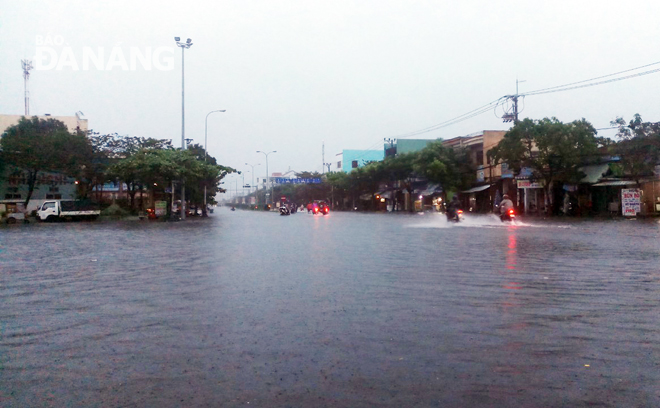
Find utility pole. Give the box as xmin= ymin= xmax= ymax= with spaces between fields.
xmin=502 ymin=78 xmax=525 ymax=124
xmin=514 ymin=78 xmax=525 ymax=123
xmin=21 ymin=60 xmax=33 ymax=116
xmin=322 ymin=141 xmax=325 ymax=174
xmin=384 ymin=138 xmax=396 ymax=157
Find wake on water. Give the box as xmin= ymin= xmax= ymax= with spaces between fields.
xmin=406 ymin=212 xmax=570 ymax=229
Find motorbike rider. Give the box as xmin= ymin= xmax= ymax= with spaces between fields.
xmin=447 ymin=195 xmax=461 ymax=219
xmin=500 ymin=194 xmax=514 ymax=216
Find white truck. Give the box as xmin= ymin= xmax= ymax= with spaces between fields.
xmin=37 ymin=200 xmax=101 ymax=222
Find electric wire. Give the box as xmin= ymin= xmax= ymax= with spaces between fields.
xmin=523 ymin=67 xmax=660 ymax=96
xmin=348 ymin=60 xmax=660 ymax=164
xmin=391 ymin=98 xmax=505 ymax=140
xmin=521 ymin=60 xmax=660 ymax=96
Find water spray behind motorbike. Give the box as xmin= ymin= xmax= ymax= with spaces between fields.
xmin=500 ymin=208 xmax=516 ymax=222
xmin=446 ymin=209 xmax=463 ymax=223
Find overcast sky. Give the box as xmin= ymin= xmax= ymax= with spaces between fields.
xmin=2 ymin=0 xmax=660 ymax=180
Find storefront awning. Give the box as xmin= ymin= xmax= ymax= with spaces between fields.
xmin=462 ymin=184 xmax=490 ymax=193
xmin=592 ymin=180 xmax=638 ymax=187
xmin=420 ymin=183 xmax=443 ymax=196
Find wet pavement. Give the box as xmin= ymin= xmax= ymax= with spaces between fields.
xmin=1 ymin=209 xmax=659 ymax=407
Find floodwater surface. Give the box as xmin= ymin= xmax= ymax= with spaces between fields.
xmin=1 ymin=210 xmax=659 ymax=407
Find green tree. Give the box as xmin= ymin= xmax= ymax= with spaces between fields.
xmin=488 ymin=117 xmax=604 ymax=213
xmin=325 ymin=171 xmax=351 ymax=209
xmin=414 ymin=141 xmax=474 ymax=195
xmin=610 ymin=114 xmax=660 ymax=184
xmin=102 ymin=135 xmax=174 ymax=208
xmin=377 ymin=153 xmax=416 ymax=211
xmin=0 ymin=116 xmax=92 ymax=207
xmin=108 ymin=148 xmax=234 ymax=211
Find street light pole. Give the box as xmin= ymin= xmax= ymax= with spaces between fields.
xmin=245 ymin=162 xmax=260 ymax=204
xmin=203 ymin=109 xmax=226 ymax=217
xmin=175 ymin=37 xmax=193 ymax=220
xmin=256 ymin=151 xmax=276 ymax=206
xmin=242 ymin=170 xmax=249 ymax=197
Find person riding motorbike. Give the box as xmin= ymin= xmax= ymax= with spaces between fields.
xmin=500 ymin=194 xmax=514 ymax=220
xmin=446 ymin=195 xmax=461 ymax=221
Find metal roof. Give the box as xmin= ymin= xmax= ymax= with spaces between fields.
xmin=462 ymin=184 xmax=491 ymax=193
xmin=592 ymin=180 xmax=638 ymax=187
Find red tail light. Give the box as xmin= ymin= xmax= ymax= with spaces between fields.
xmin=457 ymin=210 xmax=463 ymax=214
xmin=509 ymin=209 xmax=514 ymax=214
xmin=323 ymin=207 xmax=329 ymax=213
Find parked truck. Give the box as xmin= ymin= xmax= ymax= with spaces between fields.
xmin=37 ymin=200 xmax=101 ymax=222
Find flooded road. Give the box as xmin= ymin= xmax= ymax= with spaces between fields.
xmin=1 ymin=209 xmax=659 ymax=407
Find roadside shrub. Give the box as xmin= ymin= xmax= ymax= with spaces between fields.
xmin=101 ymin=204 xmax=129 ymax=216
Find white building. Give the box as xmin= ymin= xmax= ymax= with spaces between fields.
xmin=0 ymin=112 xmax=88 ymax=134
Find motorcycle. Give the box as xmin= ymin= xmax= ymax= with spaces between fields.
xmin=446 ymin=209 xmax=463 ymax=222
xmin=279 ymin=206 xmax=290 ymax=216
xmin=500 ymin=208 xmax=516 ymax=222
xmin=313 ymin=203 xmax=330 ymax=215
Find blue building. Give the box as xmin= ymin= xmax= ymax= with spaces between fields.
xmin=334 ymin=149 xmax=384 ymax=173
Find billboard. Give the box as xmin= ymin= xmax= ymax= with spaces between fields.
xmin=621 ymin=188 xmax=641 ymax=217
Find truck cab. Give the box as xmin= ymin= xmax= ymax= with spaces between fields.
xmin=37 ymin=201 xmax=60 ymax=221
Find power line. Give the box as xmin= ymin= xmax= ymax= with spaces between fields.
xmin=349 ymin=60 xmax=660 ymax=162
xmin=523 ymin=65 xmax=660 ymax=96
xmin=394 ymin=60 xmax=660 ymax=140
xmin=391 ymin=97 xmax=505 ymax=139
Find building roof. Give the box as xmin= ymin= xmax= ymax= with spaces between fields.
xmin=0 ymin=114 xmax=88 ymax=133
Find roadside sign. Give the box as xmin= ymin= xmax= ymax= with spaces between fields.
xmin=621 ymin=188 xmax=641 ymax=216
xmin=517 ymin=180 xmax=544 ymax=189
xmin=476 ymin=166 xmax=485 ymax=183
xmin=273 ymin=178 xmax=322 ymax=184
xmin=155 ymin=201 xmax=167 ymax=217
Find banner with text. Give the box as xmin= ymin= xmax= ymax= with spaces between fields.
xmin=273 ymin=178 xmax=322 ymax=184
xmin=621 ymin=188 xmax=641 ymax=216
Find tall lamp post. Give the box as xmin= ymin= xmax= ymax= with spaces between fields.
xmin=203 ymin=109 xmax=226 ymax=217
xmin=242 ymin=170 xmax=249 ymax=198
xmin=245 ymin=162 xmax=260 ymax=205
xmin=256 ymin=151 xmax=276 ymax=206
xmin=175 ymin=36 xmax=193 ymax=220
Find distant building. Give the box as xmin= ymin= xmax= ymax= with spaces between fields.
xmin=384 ymin=139 xmax=437 ymax=158
xmin=442 ymin=130 xmax=510 ymax=212
xmin=0 ymin=112 xmax=88 ymax=133
xmin=335 ymin=149 xmax=384 ymax=173
xmin=271 ymin=169 xmax=298 ymax=179
xmin=0 ymin=113 xmax=88 ymax=211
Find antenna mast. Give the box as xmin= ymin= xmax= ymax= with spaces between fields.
xmin=22 ymin=59 xmax=33 ymax=116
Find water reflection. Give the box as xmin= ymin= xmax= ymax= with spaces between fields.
xmin=2 ymin=212 xmax=660 ymax=407
xmin=506 ymin=231 xmax=517 ymax=271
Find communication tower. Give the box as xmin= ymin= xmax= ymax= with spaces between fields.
xmin=22 ymin=59 xmax=33 ymax=116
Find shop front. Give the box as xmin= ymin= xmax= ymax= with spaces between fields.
xmin=517 ymin=179 xmax=546 ymax=214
